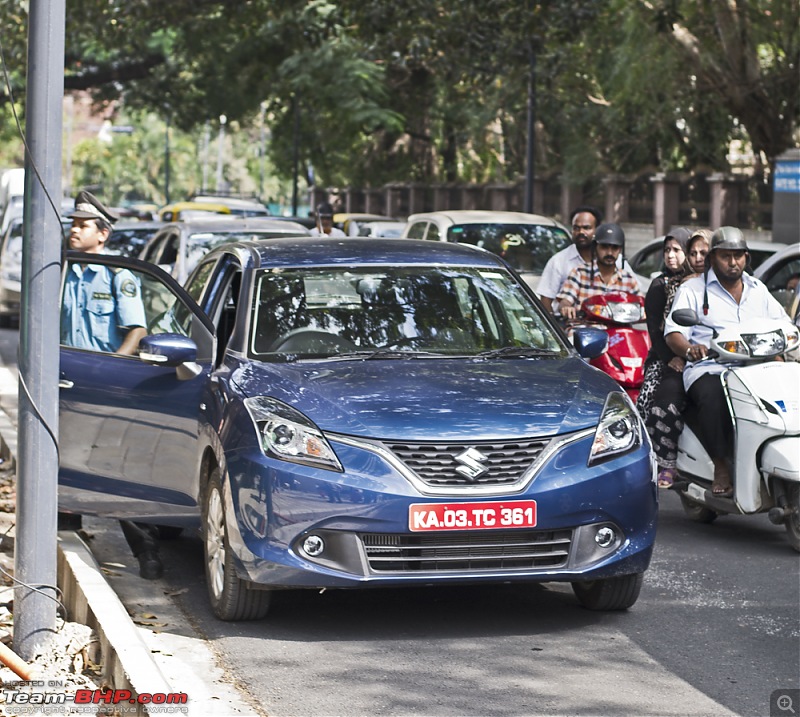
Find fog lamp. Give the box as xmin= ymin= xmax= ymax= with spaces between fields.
xmin=595 ymin=527 xmax=616 ymax=548
xmin=303 ymin=535 xmax=325 ymax=557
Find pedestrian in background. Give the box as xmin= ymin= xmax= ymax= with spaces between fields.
xmin=310 ymin=202 xmax=346 ymax=237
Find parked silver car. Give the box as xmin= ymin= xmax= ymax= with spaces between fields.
xmin=401 ymin=210 xmax=571 ymax=291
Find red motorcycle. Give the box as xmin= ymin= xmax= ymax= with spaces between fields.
xmin=571 ymin=291 xmax=651 ymax=403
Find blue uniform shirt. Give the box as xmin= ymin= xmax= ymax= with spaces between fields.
xmin=61 ymin=262 xmax=146 ymax=352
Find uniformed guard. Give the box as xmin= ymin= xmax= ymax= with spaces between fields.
xmin=61 ymin=190 xmax=163 ymax=579
xmin=62 ymin=191 xmax=147 ymax=354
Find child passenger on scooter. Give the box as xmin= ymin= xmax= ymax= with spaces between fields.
xmin=640 ymin=229 xmax=711 ymax=488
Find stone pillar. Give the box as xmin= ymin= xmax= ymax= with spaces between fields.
xmin=384 ymin=183 xmax=405 ymax=217
xmin=707 ymin=173 xmax=743 ymax=229
xmin=407 ymin=183 xmax=427 ymax=216
xmin=307 ymin=187 xmax=328 ymax=212
xmin=343 ymin=188 xmax=364 ymax=214
xmin=364 ymin=188 xmax=384 ymax=215
xmin=460 ymin=184 xmax=485 ymax=210
xmin=486 ymin=184 xmax=512 ymax=212
xmin=650 ymin=173 xmax=681 ymax=236
xmin=559 ymin=178 xmax=583 ymax=224
xmin=433 ymin=184 xmax=457 ymax=211
xmin=532 ymin=178 xmax=546 ymax=215
xmin=603 ymin=174 xmax=634 ymax=223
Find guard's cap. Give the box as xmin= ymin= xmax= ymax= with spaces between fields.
xmin=68 ymin=190 xmax=119 ymax=224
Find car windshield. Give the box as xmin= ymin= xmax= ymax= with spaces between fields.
xmin=447 ymin=223 xmax=570 ymax=273
xmin=250 ymin=265 xmax=566 ymax=360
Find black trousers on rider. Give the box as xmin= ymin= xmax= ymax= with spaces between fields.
xmin=686 ymin=373 xmax=734 ymax=462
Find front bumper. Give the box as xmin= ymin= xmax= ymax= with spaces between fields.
xmin=223 ymin=431 xmax=657 ymax=589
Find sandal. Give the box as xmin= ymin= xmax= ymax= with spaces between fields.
xmin=711 ymin=481 xmax=733 ymax=498
xmin=711 ymin=461 xmax=733 ymax=498
xmin=657 ymin=468 xmax=675 ymax=488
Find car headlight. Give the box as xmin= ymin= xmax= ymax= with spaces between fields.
xmin=588 ymin=392 xmax=641 ymax=465
xmin=244 ymin=397 xmax=343 ymax=472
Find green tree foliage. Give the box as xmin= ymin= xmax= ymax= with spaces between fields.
xmin=0 ymin=0 xmax=797 ymax=195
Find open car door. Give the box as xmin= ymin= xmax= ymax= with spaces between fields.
xmin=58 ymin=252 xmax=215 ymax=524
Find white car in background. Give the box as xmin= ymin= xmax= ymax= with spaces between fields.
xmin=754 ymin=242 xmax=800 ymax=321
xmin=401 ymin=210 xmax=571 ymax=291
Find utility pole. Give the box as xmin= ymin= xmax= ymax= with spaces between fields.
xmin=215 ymin=114 xmax=227 ymax=193
xmin=164 ymin=113 xmax=171 ymax=205
xmin=15 ymin=0 xmax=65 ymax=659
xmin=291 ymin=96 xmax=300 ymax=216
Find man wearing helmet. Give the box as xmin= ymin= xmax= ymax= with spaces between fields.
xmin=556 ymin=222 xmax=641 ymax=320
xmin=664 ymin=226 xmax=788 ymax=496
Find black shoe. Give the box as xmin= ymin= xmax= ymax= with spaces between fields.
xmin=57 ymin=512 xmax=83 ymax=531
xmin=137 ymin=551 xmax=163 ymax=580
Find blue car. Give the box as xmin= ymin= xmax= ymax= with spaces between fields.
xmin=58 ymin=239 xmax=657 ymax=620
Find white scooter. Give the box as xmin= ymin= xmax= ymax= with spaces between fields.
xmin=670 ymin=311 xmax=800 ymax=552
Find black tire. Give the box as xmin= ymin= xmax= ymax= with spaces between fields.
xmin=572 ymin=572 xmax=644 ymax=611
xmin=155 ymin=525 xmax=184 ymax=540
xmin=784 ymin=482 xmax=800 ymax=553
xmin=679 ymin=493 xmax=718 ymax=524
xmin=202 ymin=466 xmax=271 ymax=621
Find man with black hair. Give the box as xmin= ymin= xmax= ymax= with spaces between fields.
xmin=664 ymin=226 xmax=788 ymax=497
xmin=556 ymin=222 xmax=641 ymax=320
xmin=539 ymin=205 xmax=626 ymax=314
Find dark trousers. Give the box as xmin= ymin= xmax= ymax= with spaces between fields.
xmin=119 ymin=520 xmax=159 ymax=557
xmin=645 ymin=366 xmax=687 ymax=468
xmin=686 ymin=373 xmax=734 ymax=462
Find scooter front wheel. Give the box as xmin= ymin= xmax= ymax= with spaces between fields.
xmin=679 ymin=493 xmax=718 ymax=524
xmin=784 ymin=483 xmax=800 ymax=553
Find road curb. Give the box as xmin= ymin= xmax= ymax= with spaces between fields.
xmin=57 ymin=531 xmax=174 ymax=715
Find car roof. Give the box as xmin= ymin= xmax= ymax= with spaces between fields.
xmin=208 ymin=237 xmax=507 ymax=270
xmin=160 ymin=218 xmax=311 ymax=235
xmin=406 ymin=210 xmax=563 ymax=226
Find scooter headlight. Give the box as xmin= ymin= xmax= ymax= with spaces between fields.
xmin=244 ymin=397 xmax=343 ymax=472
xmin=588 ymin=392 xmax=641 ymax=465
xmin=608 ymin=302 xmax=644 ymax=323
xmin=740 ymin=330 xmax=785 ymax=357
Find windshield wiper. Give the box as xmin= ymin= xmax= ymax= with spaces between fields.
xmin=321 ymin=349 xmax=444 ymax=361
xmin=476 ymin=346 xmax=558 ymax=359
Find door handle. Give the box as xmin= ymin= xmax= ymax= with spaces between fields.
xmin=58 ymin=379 xmax=74 ymax=389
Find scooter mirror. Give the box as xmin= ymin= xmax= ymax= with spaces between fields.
xmin=672 ymin=308 xmax=699 ymax=327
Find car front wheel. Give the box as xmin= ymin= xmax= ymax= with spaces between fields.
xmin=571 ymin=573 xmax=644 ymax=611
xmin=203 ymin=466 xmax=271 ymax=621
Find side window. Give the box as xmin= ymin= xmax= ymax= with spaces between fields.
xmin=186 ymin=260 xmax=217 ymax=305
xmin=214 ymin=268 xmax=242 ymax=365
xmin=141 ymin=236 xmax=164 ymax=263
xmin=406 ymin=222 xmax=427 ymax=240
xmin=426 ymin=224 xmax=440 ymax=241
xmin=61 ymin=259 xmax=193 ymax=355
xmin=763 ymin=256 xmax=800 ymax=314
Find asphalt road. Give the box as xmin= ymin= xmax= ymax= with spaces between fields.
xmin=2 ymin=328 xmax=798 ymax=716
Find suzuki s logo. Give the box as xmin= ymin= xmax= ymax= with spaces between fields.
xmin=454 ymin=447 xmax=490 ymax=480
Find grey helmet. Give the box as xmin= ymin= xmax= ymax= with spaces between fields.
xmin=710 ymin=226 xmax=748 ymax=252
xmin=593 ymin=222 xmax=625 ymax=248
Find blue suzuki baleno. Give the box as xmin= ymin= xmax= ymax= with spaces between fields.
xmin=59 ymin=238 xmax=657 ymax=620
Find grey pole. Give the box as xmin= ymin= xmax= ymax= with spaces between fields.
xmin=215 ymin=114 xmax=227 ymax=193
xmin=14 ymin=0 xmax=65 ymax=659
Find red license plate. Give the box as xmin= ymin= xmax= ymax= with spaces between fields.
xmin=408 ymin=500 xmax=537 ymax=532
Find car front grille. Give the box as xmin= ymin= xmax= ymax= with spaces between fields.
xmin=361 ymin=529 xmax=572 ymax=573
xmin=384 ymin=438 xmax=550 ymax=488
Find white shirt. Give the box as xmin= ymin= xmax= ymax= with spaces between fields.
xmin=310 ymin=226 xmax=346 ymax=238
xmin=664 ymin=268 xmax=788 ymax=389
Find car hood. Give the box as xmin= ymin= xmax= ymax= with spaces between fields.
xmin=230 ymin=357 xmax=616 ymax=440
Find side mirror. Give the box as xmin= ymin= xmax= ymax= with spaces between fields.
xmin=671 ymin=308 xmax=699 ymax=327
xmin=139 ymin=333 xmax=202 ymax=380
xmin=573 ymin=326 xmax=608 ymax=359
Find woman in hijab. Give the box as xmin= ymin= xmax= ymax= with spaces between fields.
xmin=640 ymin=228 xmax=711 ymax=487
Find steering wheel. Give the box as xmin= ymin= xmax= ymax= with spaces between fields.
xmin=269 ymin=328 xmax=357 ymax=353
